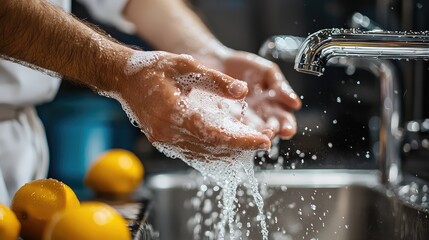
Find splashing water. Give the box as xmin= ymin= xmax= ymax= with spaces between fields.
xmin=152 ymin=88 xmax=269 ymax=239
xmin=108 ymin=52 xmax=270 ymax=239
xmin=154 ymin=142 xmax=269 ymax=240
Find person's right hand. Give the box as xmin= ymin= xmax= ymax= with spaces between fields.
xmin=111 ymin=51 xmax=271 ymax=160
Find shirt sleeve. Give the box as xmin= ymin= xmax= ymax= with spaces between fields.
xmin=75 ymin=0 xmax=136 ymax=34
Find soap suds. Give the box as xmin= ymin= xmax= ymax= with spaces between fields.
xmin=125 ymin=51 xmax=164 ymax=76
xmin=152 ymin=80 xmax=269 ymax=239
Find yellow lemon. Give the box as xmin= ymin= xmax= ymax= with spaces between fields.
xmin=85 ymin=149 xmax=144 ymax=195
xmin=11 ymin=178 xmax=80 ymax=240
xmin=0 ymin=204 xmax=20 ymax=240
xmin=43 ymin=201 xmax=131 ymax=240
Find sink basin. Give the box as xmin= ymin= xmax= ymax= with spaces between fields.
xmin=145 ymin=170 xmax=428 ymax=240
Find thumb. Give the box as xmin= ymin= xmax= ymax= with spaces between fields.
xmin=176 ymin=68 xmax=249 ymax=99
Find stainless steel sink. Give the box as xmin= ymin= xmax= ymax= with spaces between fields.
xmin=145 ymin=169 xmax=429 ymax=240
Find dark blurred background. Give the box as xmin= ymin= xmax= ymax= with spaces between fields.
xmin=37 ymin=0 xmax=429 ymax=187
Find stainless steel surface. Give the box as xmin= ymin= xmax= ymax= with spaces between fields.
xmin=342 ymin=59 xmax=402 ymax=187
xmin=294 ymin=29 xmax=429 ymax=76
xmin=146 ymin=170 xmax=429 ymax=240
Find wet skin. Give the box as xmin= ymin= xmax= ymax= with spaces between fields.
xmin=117 ymin=51 xmax=275 ymax=159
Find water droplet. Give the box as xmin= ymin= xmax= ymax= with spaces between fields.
xmin=129 ymin=120 xmax=138 ymax=127
xmin=336 ymin=97 xmax=342 ymax=103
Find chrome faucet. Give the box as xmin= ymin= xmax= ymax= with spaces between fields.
xmin=293 ymin=28 xmax=429 ymax=189
xmin=294 ymin=28 xmax=429 ymax=77
xmin=259 ymin=29 xmax=408 ymax=187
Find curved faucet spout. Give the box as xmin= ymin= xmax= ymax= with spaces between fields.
xmin=294 ymin=28 xmax=429 ymax=76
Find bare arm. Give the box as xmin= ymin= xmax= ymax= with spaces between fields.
xmin=0 ymin=0 xmax=132 ymax=92
xmin=0 ymin=0 xmax=270 ymax=156
xmin=123 ymin=0 xmax=223 ymax=59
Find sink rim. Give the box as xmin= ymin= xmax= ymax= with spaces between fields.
xmin=146 ymin=169 xmax=381 ymax=189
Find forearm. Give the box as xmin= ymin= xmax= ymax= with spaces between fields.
xmin=0 ymin=0 xmax=133 ymax=91
xmin=124 ymin=0 xmax=229 ymax=60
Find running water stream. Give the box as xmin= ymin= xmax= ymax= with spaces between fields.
xmin=153 ymin=88 xmax=269 ymax=240
xmin=154 ymin=144 xmax=269 ymax=240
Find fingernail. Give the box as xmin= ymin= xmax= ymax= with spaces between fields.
xmin=262 ymin=129 xmax=274 ymax=139
xmin=259 ymin=141 xmax=271 ymax=150
xmin=289 ymin=92 xmax=298 ymax=100
xmin=280 ymin=123 xmax=295 ymax=140
xmin=228 ymin=80 xmax=247 ymax=97
xmin=284 ymin=123 xmax=294 ymax=130
xmin=281 ymin=82 xmax=298 ymax=99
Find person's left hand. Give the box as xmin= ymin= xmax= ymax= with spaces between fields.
xmin=199 ymin=50 xmax=302 ymax=140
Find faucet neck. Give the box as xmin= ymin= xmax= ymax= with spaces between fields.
xmin=294 ymin=28 xmax=429 ymax=76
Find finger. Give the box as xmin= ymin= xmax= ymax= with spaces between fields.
xmin=229 ymin=104 xmax=266 ymax=130
xmin=256 ymin=104 xmax=297 ymax=139
xmin=174 ymin=55 xmax=249 ymax=99
xmin=265 ymin=117 xmax=281 ymax=138
xmin=202 ymin=68 xmax=249 ymax=99
xmin=277 ymin=111 xmax=298 ymax=139
xmin=145 ymin=122 xmax=237 ymax=160
xmin=174 ymin=141 xmax=237 ymax=160
xmin=266 ymin=69 xmax=302 ymax=110
xmin=183 ymin=111 xmax=271 ymax=151
xmin=239 ymin=108 xmax=275 ymax=139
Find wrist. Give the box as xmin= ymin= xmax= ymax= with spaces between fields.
xmin=190 ymin=39 xmax=234 ymax=71
xmin=89 ymin=43 xmax=135 ymax=93
xmin=101 ymin=50 xmax=166 ymax=94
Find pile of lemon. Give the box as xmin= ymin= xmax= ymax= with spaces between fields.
xmin=0 ymin=149 xmax=144 ymax=240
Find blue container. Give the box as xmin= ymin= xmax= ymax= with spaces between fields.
xmin=38 ymin=93 xmax=137 ymax=187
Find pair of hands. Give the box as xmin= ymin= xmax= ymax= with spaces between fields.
xmin=117 ymin=50 xmax=301 ymax=160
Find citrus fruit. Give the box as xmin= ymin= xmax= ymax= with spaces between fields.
xmin=43 ymin=201 xmax=131 ymax=240
xmin=85 ymin=149 xmax=144 ymax=195
xmin=0 ymin=204 xmax=20 ymax=240
xmin=11 ymin=178 xmax=80 ymax=240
